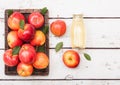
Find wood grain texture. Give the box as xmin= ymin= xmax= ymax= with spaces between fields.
xmin=49 ymin=19 xmax=120 ymax=48
xmin=1 ymin=49 xmax=120 ymax=79
xmin=0 ymin=19 xmax=5 ymax=49
xmin=0 ymin=80 xmax=119 ymax=85
xmin=0 ymin=80 xmax=120 ymax=85
xmin=5 ymin=9 xmax=49 ymax=76
xmin=0 ymin=0 xmax=120 ymax=18
xmin=0 ymin=18 xmax=120 ymax=49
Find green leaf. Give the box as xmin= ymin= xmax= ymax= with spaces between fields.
xmin=41 ymin=7 xmax=48 ymax=15
xmin=84 ymin=53 xmax=91 ymax=61
xmin=42 ymin=26 xmax=49 ymax=34
xmin=36 ymin=45 xmax=45 ymax=52
xmin=19 ymin=20 xmax=25 ymax=30
xmin=8 ymin=10 xmax=13 ymax=17
xmin=12 ymin=46 xmax=21 ymax=55
xmin=55 ymin=42 xmax=63 ymax=52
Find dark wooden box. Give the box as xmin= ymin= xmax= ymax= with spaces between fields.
xmin=5 ymin=9 xmax=49 ymax=75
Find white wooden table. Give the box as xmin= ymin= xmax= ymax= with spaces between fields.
xmin=0 ymin=0 xmax=120 ymax=84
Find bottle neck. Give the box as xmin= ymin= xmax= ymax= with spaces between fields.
xmin=73 ymin=14 xmax=83 ymax=22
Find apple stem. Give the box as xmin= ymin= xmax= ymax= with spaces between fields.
xmin=35 ymin=46 xmax=39 ymax=52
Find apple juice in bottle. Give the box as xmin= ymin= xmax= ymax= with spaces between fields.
xmin=71 ymin=14 xmax=86 ymax=48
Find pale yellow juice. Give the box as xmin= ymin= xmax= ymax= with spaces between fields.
xmin=71 ymin=14 xmax=86 ymax=49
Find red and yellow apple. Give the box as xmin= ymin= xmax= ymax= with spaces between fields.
xmin=30 ymin=30 xmax=46 ymax=46
xmin=50 ymin=20 xmax=66 ymax=36
xmin=7 ymin=31 xmax=23 ymax=48
xmin=28 ymin=12 xmax=44 ymax=29
xmin=33 ymin=52 xmax=49 ymax=69
xmin=7 ymin=12 xmax=25 ymax=30
xmin=3 ymin=49 xmax=19 ymax=67
xmin=18 ymin=23 xmax=35 ymax=42
xmin=19 ymin=44 xmax=36 ymax=64
xmin=17 ymin=62 xmax=33 ymax=77
xmin=62 ymin=50 xmax=80 ymax=68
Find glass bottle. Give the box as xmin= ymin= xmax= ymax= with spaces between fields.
xmin=71 ymin=14 xmax=86 ymax=49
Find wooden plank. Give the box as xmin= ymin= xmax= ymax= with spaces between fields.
xmin=0 ymin=0 xmax=120 ymax=18
xmin=4 ymin=9 xmax=49 ymax=75
xmin=0 ymin=80 xmax=120 ymax=85
xmin=0 ymin=19 xmax=5 ymax=49
xmin=1 ymin=18 xmax=120 ymax=49
xmin=49 ymin=19 xmax=120 ymax=48
xmin=1 ymin=49 xmax=120 ymax=79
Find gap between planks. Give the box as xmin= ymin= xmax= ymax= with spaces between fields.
xmin=1 ymin=17 xmax=120 ymax=20
xmin=1 ymin=47 xmax=120 ymax=50
xmin=1 ymin=48 xmax=120 ymax=50
xmin=49 ymin=17 xmax=120 ymax=19
xmin=49 ymin=47 xmax=120 ymax=49
xmin=1 ymin=79 xmax=120 ymax=81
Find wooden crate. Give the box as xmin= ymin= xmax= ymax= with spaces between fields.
xmin=5 ymin=9 xmax=49 ymax=75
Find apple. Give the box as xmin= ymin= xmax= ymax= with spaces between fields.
xmin=7 ymin=31 xmax=23 ymax=48
xmin=30 ymin=30 xmax=46 ymax=46
xmin=17 ymin=62 xmax=33 ymax=77
xmin=3 ymin=49 xmax=19 ymax=67
xmin=18 ymin=23 xmax=35 ymax=42
xmin=50 ymin=20 xmax=66 ymax=36
xmin=28 ymin=12 xmax=44 ymax=29
xmin=62 ymin=50 xmax=80 ymax=68
xmin=19 ymin=44 xmax=36 ymax=64
xmin=7 ymin=12 xmax=25 ymax=30
xmin=33 ymin=52 xmax=49 ymax=69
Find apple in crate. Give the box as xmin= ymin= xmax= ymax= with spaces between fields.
xmin=17 ymin=62 xmax=33 ymax=77
xmin=19 ymin=44 xmax=36 ymax=64
xmin=18 ymin=23 xmax=35 ymax=42
xmin=62 ymin=50 xmax=80 ymax=68
xmin=28 ymin=12 xmax=44 ymax=29
xmin=3 ymin=49 xmax=19 ymax=67
xmin=30 ymin=30 xmax=46 ymax=46
xmin=33 ymin=52 xmax=49 ymax=69
xmin=7 ymin=31 xmax=23 ymax=48
xmin=7 ymin=12 xmax=25 ymax=30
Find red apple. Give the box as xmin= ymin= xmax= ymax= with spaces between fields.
xmin=7 ymin=12 xmax=25 ymax=30
xmin=19 ymin=44 xmax=36 ymax=64
xmin=33 ymin=52 xmax=49 ymax=69
xmin=7 ymin=31 xmax=23 ymax=48
xmin=3 ymin=49 xmax=19 ymax=67
xmin=17 ymin=62 xmax=33 ymax=77
xmin=28 ymin=12 xmax=44 ymax=29
xmin=63 ymin=50 xmax=80 ymax=68
xmin=50 ymin=20 xmax=66 ymax=36
xmin=18 ymin=24 xmax=35 ymax=42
